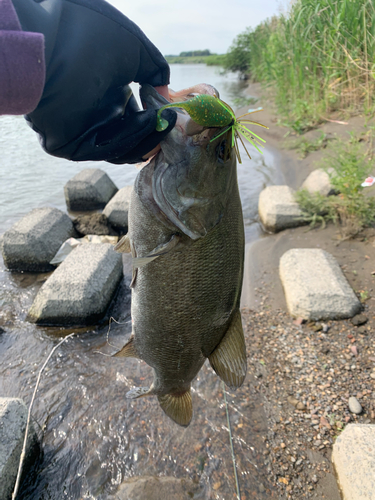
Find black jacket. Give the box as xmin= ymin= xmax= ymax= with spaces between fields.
xmin=12 ymin=0 xmax=176 ymax=163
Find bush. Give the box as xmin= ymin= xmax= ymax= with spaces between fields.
xmin=295 ymin=137 xmax=375 ymax=238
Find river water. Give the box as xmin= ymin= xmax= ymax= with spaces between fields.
xmin=0 ymin=65 xmax=282 ymax=499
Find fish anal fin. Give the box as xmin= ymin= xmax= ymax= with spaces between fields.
xmin=209 ymin=310 xmax=247 ymax=389
xmin=113 ymin=336 xmax=139 ymax=359
xmin=115 ymin=234 xmax=131 ymax=253
xmin=126 ymin=386 xmax=153 ymax=399
xmin=158 ymin=390 xmax=193 ymax=427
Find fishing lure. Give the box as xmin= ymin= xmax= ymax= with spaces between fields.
xmin=156 ymin=94 xmax=268 ymax=164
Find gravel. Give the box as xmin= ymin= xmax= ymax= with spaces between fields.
xmin=241 ymin=285 xmax=375 ymax=500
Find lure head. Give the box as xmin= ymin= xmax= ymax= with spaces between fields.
xmin=156 ymin=93 xmax=235 ymax=132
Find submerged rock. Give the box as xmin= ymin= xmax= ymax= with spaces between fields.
xmin=279 ymin=248 xmax=361 ymax=320
xmin=0 ymin=397 xmax=40 ymax=500
xmin=64 ymin=168 xmax=118 ymax=210
xmin=28 ymin=244 xmax=123 ymax=326
xmin=258 ymin=185 xmax=303 ymax=232
xmin=113 ymin=476 xmax=202 ymax=500
xmin=1 ymin=207 xmax=75 ymax=272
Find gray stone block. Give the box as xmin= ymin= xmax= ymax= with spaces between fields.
xmin=64 ymin=168 xmax=118 ymax=210
xmin=113 ymin=476 xmax=201 ymax=500
xmin=1 ymin=207 xmax=75 ymax=272
xmin=279 ymin=248 xmax=361 ymax=320
xmin=332 ymin=424 xmax=375 ymax=500
xmin=103 ymin=185 xmax=132 ymax=230
xmin=0 ymin=397 xmax=39 ymax=500
xmin=302 ymin=168 xmax=334 ymax=196
xmin=258 ymin=185 xmax=303 ymax=232
xmin=28 ymin=244 xmax=123 ymax=326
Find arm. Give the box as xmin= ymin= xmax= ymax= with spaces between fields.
xmin=0 ymin=0 xmax=45 ymax=115
xmin=11 ymin=0 xmax=176 ymax=163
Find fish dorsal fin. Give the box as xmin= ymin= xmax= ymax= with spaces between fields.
xmin=115 ymin=234 xmax=131 ymax=253
xmin=126 ymin=386 xmax=153 ymax=399
xmin=208 ymin=310 xmax=247 ymax=389
xmin=113 ymin=336 xmax=139 ymax=359
xmin=158 ymin=390 xmax=193 ymax=427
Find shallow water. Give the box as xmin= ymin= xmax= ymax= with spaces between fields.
xmin=0 ymin=65 xmax=282 ymax=499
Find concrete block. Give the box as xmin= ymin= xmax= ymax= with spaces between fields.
xmin=1 ymin=207 xmax=75 ymax=272
xmin=27 ymin=244 xmax=123 ymax=326
xmin=0 ymin=397 xmax=39 ymax=500
xmin=114 ymin=476 xmax=201 ymax=500
xmin=64 ymin=168 xmax=118 ymax=210
xmin=103 ymin=185 xmax=132 ymax=230
xmin=332 ymin=424 xmax=375 ymax=500
xmin=302 ymin=168 xmax=334 ymax=196
xmin=279 ymin=248 xmax=361 ymax=320
xmin=258 ymin=185 xmax=303 ymax=232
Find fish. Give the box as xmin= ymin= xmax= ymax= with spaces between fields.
xmin=114 ymin=84 xmax=246 ymax=427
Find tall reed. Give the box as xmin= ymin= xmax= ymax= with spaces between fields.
xmin=225 ymin=0 xmax=375 ymax=130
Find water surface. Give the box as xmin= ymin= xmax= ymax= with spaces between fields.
xmin=0 ymin=64 xmax=282 ymax=499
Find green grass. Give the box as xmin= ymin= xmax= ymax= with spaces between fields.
xmin=295 ymin=136 xmax=375 ymax=238
xmin=224 ymin=0 xmax=375 ymax=129
xmin=165 ymin=54 xmax=226 ymax=65
xmin=283 ymin=131 xmax=329 ymax=158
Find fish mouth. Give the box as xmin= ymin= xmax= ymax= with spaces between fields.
xmin=140 ymin=84 xmax=170 ymax=111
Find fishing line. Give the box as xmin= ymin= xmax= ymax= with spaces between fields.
xmin=222 ymin=381 xmax=241 ymax=500
xmin=12 ymin=332 xmax=76 ymax=500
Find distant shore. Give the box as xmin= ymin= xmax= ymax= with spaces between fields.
xmin=165 ymin=54 xmax=226 ymax=65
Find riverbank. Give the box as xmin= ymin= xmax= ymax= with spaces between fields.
xmin=239 ymin=81 xmax=375 ymax=499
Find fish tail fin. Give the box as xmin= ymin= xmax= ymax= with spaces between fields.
xmin=157 ymin=390 xmax=193 ymax=427
xmin=113 ymin=336 xmax=139 ymax=359
xmin=208 ymin=310 xmax=247 ymax=389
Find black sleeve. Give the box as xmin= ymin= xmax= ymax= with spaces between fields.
xmin=12 ymin=0 xmax=176 ymax=163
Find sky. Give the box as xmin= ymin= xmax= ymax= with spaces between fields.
xmin=107 ymin=0 xmax=285 ymax=56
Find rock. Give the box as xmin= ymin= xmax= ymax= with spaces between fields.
xmin=348 ymin=397 xmax=362 ymax=415
xmin=301 ymin=169 xmax=334 ymax=196
xmin=351 ymin=314 xmax=368 ymax=327
xmin=258 ymin=185 xmax=303 ymax=232
xmin=279 ymin=249 xmax=361 ymax=320
xmin=287 ymin=396 xmax=300 ymax=407
xmin=103 ymin=185 xmax=132 ymax=231
xmin=73 ymin=213 xmax=118 ymax=236
xmin=312 ymin=323 xmax=323 ymax=332
xmin=332 ymin=424 xmax=375 ymax=499
xmin=0 ymin=397 xmax=40 ymax=500
xmin=27 ymin=244 xmax=123 ymax=326
xmin=1 ymin=207 xmax=75 ymax=272
xmin=64 ymin=168 xmax=118 ymax=210
xmin=296 ymin=402 xmax=306 ymax=411
xmin=113 ymin=476 xmax=201 ymax=500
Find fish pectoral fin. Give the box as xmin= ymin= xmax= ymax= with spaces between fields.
xmin=132 ymin=234 xmax=180 ymax=268
xmin=126 ymin=386 xmax=153 ymax=399
xmin=113 ymin=336 xmax=139 ymax=359
xmin=115 ymin=234 xmax=131 ymax=253
xmin=158 ymin=390 xmax=193 ymax=427
xmin=208 ymin=310 xmax=247 ymax=389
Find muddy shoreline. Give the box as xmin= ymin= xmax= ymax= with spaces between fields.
xmin=238 ymin=82 xmax=375 ymax=499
